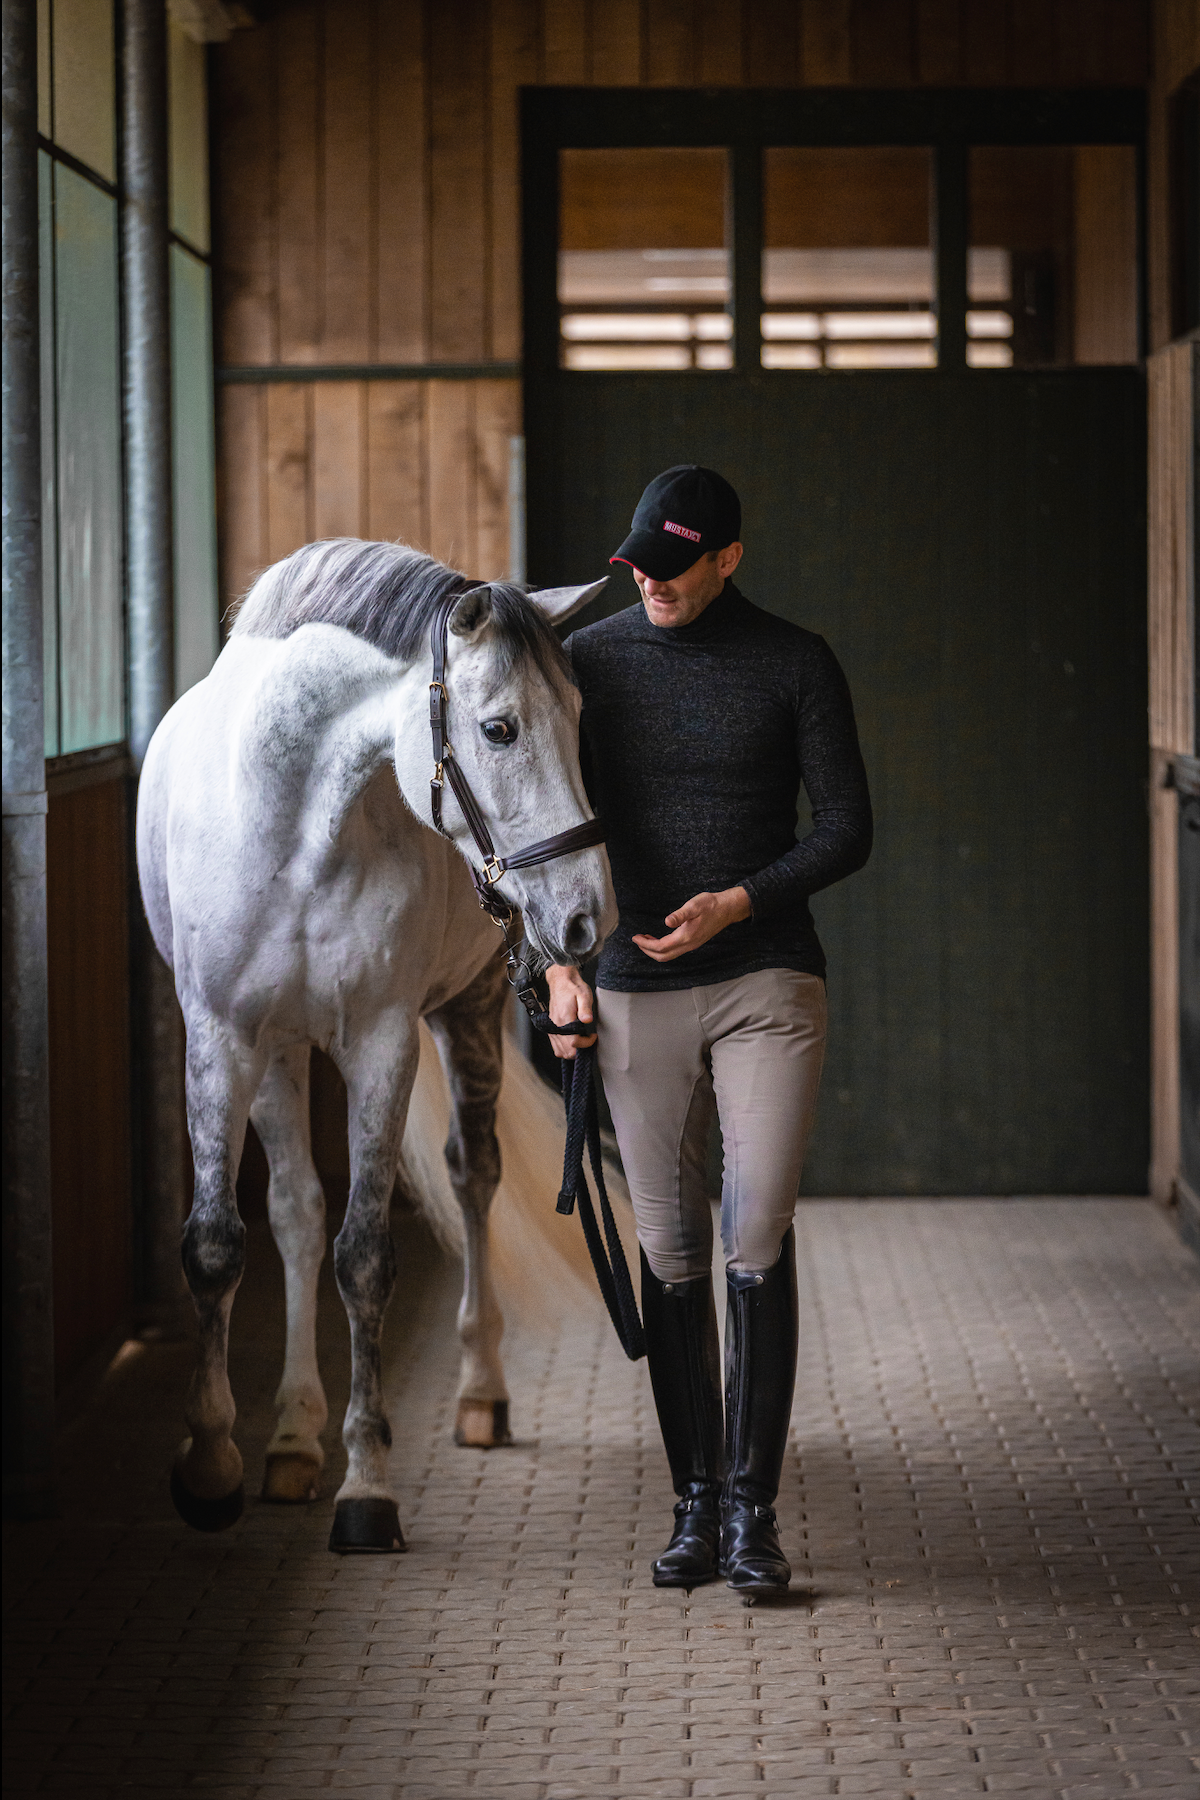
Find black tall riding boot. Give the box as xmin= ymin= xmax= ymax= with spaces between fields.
xmin=721 ymin=1227 xmax=799 ymax=1595
xmin=640 ymin=1248 xmax=725 ymax=1587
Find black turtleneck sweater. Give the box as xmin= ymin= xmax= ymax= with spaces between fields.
xmin=566 ymin=583 xmax=873 ymax=992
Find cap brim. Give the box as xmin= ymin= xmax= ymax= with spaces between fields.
xmin=609 ymin=529 xmax=704 ymax=582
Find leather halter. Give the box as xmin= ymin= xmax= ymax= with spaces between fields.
xmin=428 ymin=589 xmax=606 ymax=927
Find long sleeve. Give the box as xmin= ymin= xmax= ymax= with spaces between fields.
xmin=741 ymin=638 xmax=873 ymax=921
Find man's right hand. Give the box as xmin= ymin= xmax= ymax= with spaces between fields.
xmin=546 ymin=964 xmax=597 ymax=1059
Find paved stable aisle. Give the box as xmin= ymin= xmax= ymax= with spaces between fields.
xmin=3 ymin=1200 xmax=1198 ymax=1799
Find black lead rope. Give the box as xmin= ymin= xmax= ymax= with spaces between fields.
xmin=520 ymin=1001 xmax=646 ymax=1363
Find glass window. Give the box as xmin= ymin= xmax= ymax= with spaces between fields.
xmin=968 ymin=146 xmax=1138 ymax=367
xmin=51 ymin=0 xmax=115 ymax=183
xmin=763 ymin=147 xmax=935 ymax=369
xmin=53 ymin=164 xmax=124 ymax=753
xmin=169 ymin=19 xmax=210 ymax=253
xmin=558 ymin=148 xmax=731 ymax=370
xmin=171 ymin=246 xmax=219 ymax=694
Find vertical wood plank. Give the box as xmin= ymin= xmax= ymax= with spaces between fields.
xmin=961 ymin=0 xmax=1009 ymax=83
xmin=1053 ymin=0 xmax=1097 ymax=83
xmin=376 ymin=0 xmax=428 ymax=362
xmin=646 ymin=0 xmax=698 ymax=84
xmin=218 ymin=383 xmax=267 ymax=608
xmin=429 ymin=0 xmax=489 ymax=361
xmin=746 ymin=0 xmax=801 ymax=84
xmin=1149 ymin=758 xmax=1180 ymax=1200
xmin=474 ymin=380 xmax=521 ymax=579
xmin=801 ymin=0 xmax=853 ymax=82
xmin=491 ymin=0 xmax=540 ymax=364
xmin=542 ymin=0 xmax=590 ymax=81
xmin=265 ymin=383 xmax=313 ymax=561
xmin=211 ymin=24 xmax=277 ymax=362
xmin=313 ymin=382 xmax=366 ymax=538
xmin=322 ymin=0 xmax=374 ymax=360
xmin=1148 ymin=342 xmax=1196 ymax=754
xmin=850 ymin=0 xmax=918 ymax=84
xmin=591 ymin=0 xmax=644 ymax=83
xmin=427 ymin=380 xmax=477 ymax=571
xmin=275 ymin=3 xmax=321 ymax=362
xmin=915 ymin=0 xmax=960 ymax=83
xmin=1008 ymin=0 xmax=1055 ymax=80
xmin=367 ymin=381 xmax=428 ymax=546
xmin=1104 ymin=0 xmax=1148 ymax=82
xmin=697 ymin=0 xmax=744 ymax=83
xmin=47 ymin=780 xmax=131 ymax=1384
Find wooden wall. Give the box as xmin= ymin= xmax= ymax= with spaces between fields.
xmin=46 ymin=767 xmax=132 ymax=1387
xmin=1147 ymin=340 xmax=1197 ymax=1205
xmin=211 ymin=0 xmax=1154 ymax=608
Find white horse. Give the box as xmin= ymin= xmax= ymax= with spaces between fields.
xmin=137 ymin=539 xmax=615 ymax=1551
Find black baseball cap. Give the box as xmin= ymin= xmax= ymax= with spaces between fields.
xmin=610 ymin=465 xmax=742 ymax=582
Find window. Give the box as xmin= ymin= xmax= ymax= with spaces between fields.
xmin=558 ymin=148 xmax=731 ymax=370
xmin=968 ymin=145 xmax=1139 ymax=366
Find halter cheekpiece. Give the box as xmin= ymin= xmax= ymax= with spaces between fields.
xmin=427 ymin=588 xmax=606 ymax=936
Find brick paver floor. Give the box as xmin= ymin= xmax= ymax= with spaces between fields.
xmin=3 ymin=1198 xmax=1198 ymax=1798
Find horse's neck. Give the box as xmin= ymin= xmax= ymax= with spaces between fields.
xmin=231 ymin=628 xmax=427 ymax=848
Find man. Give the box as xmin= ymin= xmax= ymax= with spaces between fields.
xmin=548 ymin=465 xmax=872 ymax=1596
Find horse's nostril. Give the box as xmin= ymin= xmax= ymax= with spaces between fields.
xmin=562 ymin=912 xmax=598 ymax=960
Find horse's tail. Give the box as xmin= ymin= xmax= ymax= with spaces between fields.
xmin=399 ymin=1021 xmax=640 ymax=1327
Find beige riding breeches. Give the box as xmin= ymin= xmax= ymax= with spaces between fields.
xmin=596 ymin=968 xmax=827 ymax=1283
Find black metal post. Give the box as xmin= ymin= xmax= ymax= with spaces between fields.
xmin=2 ymin=0 xmax=55 ymax=1518
xmin=121 ymin=0 xmax=188 ymax=1334
xmin=933 ymin=143 xmax=969 ymax=371
xmin=729 ymin=143 xmax=762 ymax=377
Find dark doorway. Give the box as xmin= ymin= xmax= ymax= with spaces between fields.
xmin=523 ymin=89 xmax=1149 ymax=1196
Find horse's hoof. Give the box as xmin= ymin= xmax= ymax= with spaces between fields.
xmin=328 ymin=1497 xmax=406 ymax=1554
xmin=170 ymin=1466 xmax=245 ymax=1533
xmin=454 ymin=1398 xmax=512 ymax=1448
xmin=261 ymin=1452 xmax=322 ymax=1504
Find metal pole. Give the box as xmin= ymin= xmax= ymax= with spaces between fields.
xmin=123 ymin=0 xmax=174 ymax=766
xmin=2 ymin=0 xmax=56 ymax=1517
xmin=122 ymin=0 xmax=188 ymax=1334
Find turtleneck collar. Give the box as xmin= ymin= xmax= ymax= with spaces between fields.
xmin=634 ymin=581 xmax=747 ymax=643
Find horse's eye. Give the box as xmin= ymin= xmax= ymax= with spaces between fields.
xmin=481 ymin=718 xmax=517 ymax=745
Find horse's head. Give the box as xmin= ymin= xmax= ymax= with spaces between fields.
xmin=395 ymin=578 xmax=617 ymax=968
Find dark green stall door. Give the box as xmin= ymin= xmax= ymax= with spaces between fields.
xmin=527 ymin=367 xmax=1148 ymax=1194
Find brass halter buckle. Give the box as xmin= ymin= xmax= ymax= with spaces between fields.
xmin=480 ymin=854 xmax=504 ymax=887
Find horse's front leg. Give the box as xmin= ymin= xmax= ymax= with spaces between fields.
xmin=172 ymin=1016 xmax=264 ymax=1531
xmin=426 ymin=955 xmax=511 ymax=1449
xmin=327 ymin=1026 xmax=414 ymax=1553
xmin=252 ymin=1045 xmax=329 ymax=1503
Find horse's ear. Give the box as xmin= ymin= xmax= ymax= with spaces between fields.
xmin=528 ymin=577 xmax=608 ymax=624
xmin=448 ymin=585 xmax=494 ymax=640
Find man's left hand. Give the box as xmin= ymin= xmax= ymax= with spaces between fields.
xmin=632 ymin=886 xmax=752 ymax=962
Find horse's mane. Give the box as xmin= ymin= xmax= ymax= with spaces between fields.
xmin=229 ymin=538 xmax=569 ymax=685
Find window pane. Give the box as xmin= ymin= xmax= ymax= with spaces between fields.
xmin=763 ymin=147 xmax=934 ymax=370
xmin=169 ymin=19 xmax=210 ymax=252
xmin=54 ymin=164 xmax=123 ymax=753
xmin=559 ymin=149 xmax=730 ymax=371
xmin=52 ymin=0 xmax=115 ymax=182
xmin=171 ymin=245 xmax=219 ymax=694
xmin=968 ymin=146 xmax=1138 ymax=367
xmin=39 ymin=150 xmax=58 ymax=757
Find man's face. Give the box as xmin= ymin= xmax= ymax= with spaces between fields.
xmin=632 ymin=542 xmax=744 ymax=628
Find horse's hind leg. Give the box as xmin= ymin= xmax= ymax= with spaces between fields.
xmin=327 ymin=1023 xmax=415 ymax=1553
xmin=252 ymin=1046 xmax=329 ymax=1503
xmin=172 ymin=1019 xmax=264 ymax=1531
xmin=426 ymin=954 xmax=511 ymax=1450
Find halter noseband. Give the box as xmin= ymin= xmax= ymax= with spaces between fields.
xmin=427 ymin=590 xmax=606 ymax=930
